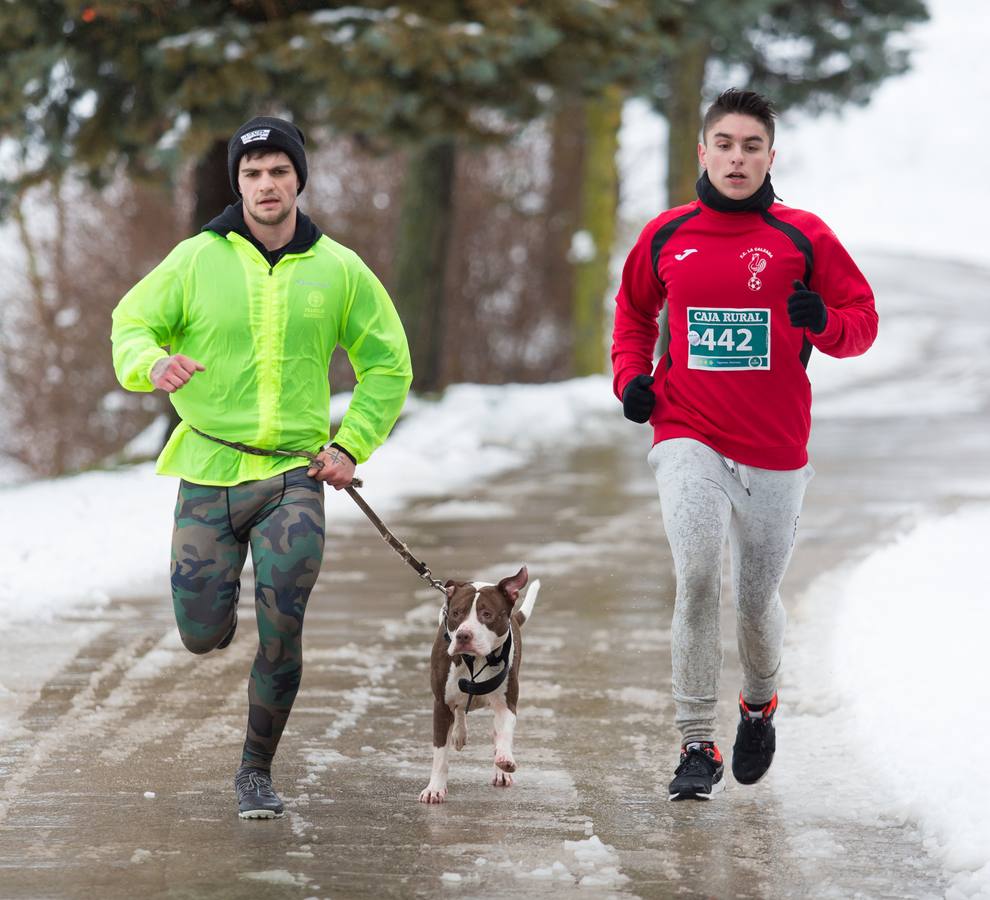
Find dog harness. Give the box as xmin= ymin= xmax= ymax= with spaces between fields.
xmin=442 ymin=611 xmax=513 ymax=700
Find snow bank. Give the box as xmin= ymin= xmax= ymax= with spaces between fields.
xmin=826 ymin=506 xmax=990 ymax=897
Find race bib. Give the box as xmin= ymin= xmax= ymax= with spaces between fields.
xmin=686 ymin=308 xmax=770 ymax=371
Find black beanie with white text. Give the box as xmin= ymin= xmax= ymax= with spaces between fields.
xmin=227 ymin=116 xmax=307 ymax=197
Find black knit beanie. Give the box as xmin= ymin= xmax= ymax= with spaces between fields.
xmin=228 ymin=116 xmax=307 ymax=197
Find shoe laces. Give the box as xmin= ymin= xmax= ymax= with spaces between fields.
xmin=738 ymin=695 xmax=776 ymax=750
xmin=236 ymin=767 xmax=277 ymax=799
xmin=675 ymin=742 xmax=721 ymax=777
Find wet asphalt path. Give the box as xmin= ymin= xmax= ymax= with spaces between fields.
xmin=1 ymin=254 xmax=987 ymax=899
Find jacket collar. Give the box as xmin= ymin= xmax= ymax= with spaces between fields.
xmin=696 ymin=171 xmax=777 ymax=213
xmin=202 ymin=200 xmax=322 ymax=266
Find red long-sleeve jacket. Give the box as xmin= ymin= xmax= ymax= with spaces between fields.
xmin=611 ymin=199 xmax=877 ymax=469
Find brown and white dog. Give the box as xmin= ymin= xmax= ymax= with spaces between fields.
xmin=419 ymin=566 xmax=540 ymax=804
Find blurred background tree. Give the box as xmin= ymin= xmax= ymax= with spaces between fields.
xmin=642 ymin=0 xmax=929 ymax=205
xmin=0 ymin=0 xmax=927 ymax=478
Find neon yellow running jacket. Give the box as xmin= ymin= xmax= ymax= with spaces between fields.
xmin=111 ymin=208 xmax=412 ymax=486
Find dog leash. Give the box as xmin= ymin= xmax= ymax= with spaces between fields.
xmin=188 ymin=426 xmax=449 ymax=596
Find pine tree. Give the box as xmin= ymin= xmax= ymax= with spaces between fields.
xmin=642 ymin=0 xmax=930 ymax=205
xmin=0 ymin=1 xmax=664 ymax=392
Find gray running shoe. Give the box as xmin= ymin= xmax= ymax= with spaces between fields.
xmin=235 ymin=765 xmax=284 ymax=819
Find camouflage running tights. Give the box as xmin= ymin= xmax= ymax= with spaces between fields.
xmin=170 ymin=467 xmax=325 ymax=771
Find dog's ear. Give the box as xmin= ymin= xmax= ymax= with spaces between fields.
xmin=444 ymin=579 xmax=459 ymax=598
xmin=497 ymin=566 xmax=528 ymax=605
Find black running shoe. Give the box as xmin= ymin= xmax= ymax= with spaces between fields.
xmin=668 ymin=741 xmax=725 ymax=800
xmin=732 ymin=692 xmax=778 ymax=785
xmin=235 ymin=765 xmax=284 ymax=819
xmin=216 ymin=580 xmax=240 ymax=650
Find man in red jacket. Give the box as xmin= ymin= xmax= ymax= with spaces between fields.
xmin=611 ymin=88 xmax=877 ymax=800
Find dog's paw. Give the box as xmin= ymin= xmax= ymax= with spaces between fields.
xmin=494 ymin=753 xmax=516 ymax=774
xmin=419 ymin=784 xmax=448 ymax=804
xmin=492 ymin=770 xmax=514 ymax=788
xmin=453 ymin=725 xmax=467 ymax=751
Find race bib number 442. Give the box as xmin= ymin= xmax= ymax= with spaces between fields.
xmin=686 ymin=307 xmax=770 ymax=371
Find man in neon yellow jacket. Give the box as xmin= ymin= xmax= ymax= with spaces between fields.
xmin=111 ymin=116 xmax=412 ymax=819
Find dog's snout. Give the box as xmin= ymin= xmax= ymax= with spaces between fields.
xmin=455 ymin=629 xmax=472 ymax=644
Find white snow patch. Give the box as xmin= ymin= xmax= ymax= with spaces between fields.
xmin=608 ymin=687 xmax=664 ymax=708
xmin=511 ymin=832 xmax=628 ymax=888
xmin=239 ymin=869 xmax=311 ymax=887
xmin=786 ymin=506 xmax=990 ymax=897
xmin=834 ymin=507 xmax=990 ymax=895
xmin=416 ymin=500 xmax=514 ymax=521
xmin=128 ymin=632 xmax=185 ymax=680
xmin=787 ymin=829 xmax=846 ymax=860
xmin=567 ymin=230 xmax=597 ymax=264
xmin=303 ymin=748 xmax=350 ymax=769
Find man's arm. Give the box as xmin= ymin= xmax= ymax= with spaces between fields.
xmin=111 ymin=246 xmax=192 ymax=391
xmin=330 ymin=264 xmax=413 ymax=467
xmin=803 ymin=227 xmax=878 ymax=359
xmin=611 ymin=223 xmax=666 ymax=400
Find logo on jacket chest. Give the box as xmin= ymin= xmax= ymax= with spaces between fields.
xmin=303 ymin=290 xmax=325 ymax=319
xmin=739 ymin=247 xmax=773 ymax=291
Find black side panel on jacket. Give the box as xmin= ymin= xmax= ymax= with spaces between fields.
xmin=760 ymin=211 xmax=813 ymax=285
xmin=650 ymin=208 xmax=703 ymax=284
xmin=761 ymin=210 xmax=815 ymax=368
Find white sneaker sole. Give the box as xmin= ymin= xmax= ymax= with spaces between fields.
xmin=238 ymin=808 xmax=284 ymax=819
xmin=668 ymin=778 xmax=726 ymax=801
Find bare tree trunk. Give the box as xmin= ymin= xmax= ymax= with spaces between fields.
xmin=193 ymin=139 xmax=234 ymax=231
xmin=393 ymin=138 xmax=456 ymax=393
xmin=10 ymin=186 xmax=65 ymax=476
xmin=665 ymin=36 xmax=709 ymax=207
xmin=572 ymin=86 xmax=622 ymax=376
xmin=657 ymin=38 xmax=709 ymax=359
xmin=545 ymin=94 xmax=586 ymax=374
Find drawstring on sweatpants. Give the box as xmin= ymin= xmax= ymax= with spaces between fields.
xmin=721 ymin=456 xmax=752 ymax=496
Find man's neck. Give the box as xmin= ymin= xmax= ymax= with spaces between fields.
xmin=244 ymin=207 xmax=298 ymax=251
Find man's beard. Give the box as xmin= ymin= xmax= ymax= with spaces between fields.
xmin=247 ymin=200 xmax=292 ymax=227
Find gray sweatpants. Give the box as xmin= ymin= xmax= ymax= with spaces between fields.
xmin=648 ymin=438 xmax=813 ymax=744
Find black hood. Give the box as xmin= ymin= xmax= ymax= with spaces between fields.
xmin=202 ymin=201 xmax=322 ymax=266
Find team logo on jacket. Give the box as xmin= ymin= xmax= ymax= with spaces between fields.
xmin=304 ymin=290 xmax=325 ymax=319
xmin=740 ymin=247 xmax=773 ymax=291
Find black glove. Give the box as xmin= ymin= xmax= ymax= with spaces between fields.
xmin=622 ymin=374 xmax=655 ymax=423
xmin=787 ymin=280 xmax=828 ymax=334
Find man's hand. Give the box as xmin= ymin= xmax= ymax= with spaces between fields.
xmin=307 ymin=444 xmax=356 ymax=490
xmin=151 ymin=354 xmax=205 ymax=393
xmin=622 ymin=374 xmax=656 ymax=423
xmin=787 ymin=280 xmax=828 ymax=334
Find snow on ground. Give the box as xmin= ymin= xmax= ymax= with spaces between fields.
xmin=787 ymin=506 xmax=990 ymax=899
xmin=0 ymin=378 xmax=622 ymax=624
